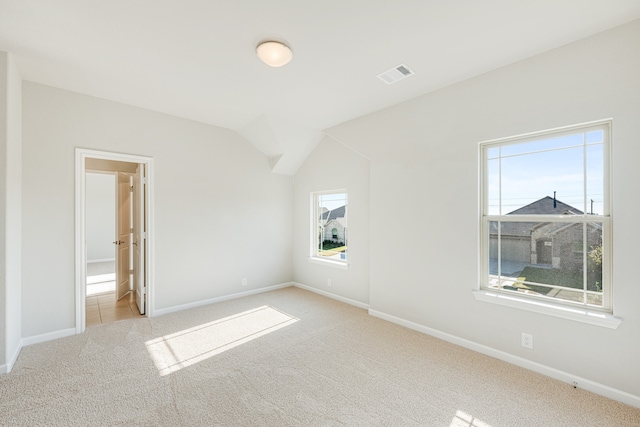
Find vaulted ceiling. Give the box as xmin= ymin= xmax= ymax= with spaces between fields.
xmin=2 ymin=1 xmax=639 ymax=174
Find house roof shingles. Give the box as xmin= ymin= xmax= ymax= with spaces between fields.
xmin=506 ymin=196 xmax=583 ymax=216
xmin=321 ymin=205 xmax=346 ymax=222
xmin=491 ymin=196 xmax=583 ymax=237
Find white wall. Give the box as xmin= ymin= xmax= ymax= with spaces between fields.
xmin=22 ymin=83 xmax=293 ymax=337
xmin=0 ymin=51 xmax=7 ymax=368
xmin=85 ymin=173 xmax=115 ymax=262
xmin=293 ymin=136 xmax=370 ymax=305
xmin=325 ymin=21 xmax=640 ymax=398
xmin=0 ymin=51 xmax=22 ymax=371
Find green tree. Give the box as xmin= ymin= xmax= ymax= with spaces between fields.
xmin=587 ymin=244 xmax=602 ymax=291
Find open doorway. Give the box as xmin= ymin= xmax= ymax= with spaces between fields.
xmin=85 ymin=171 xmax=116 ymax=297
xmin=75 ymin=149 xmax=154 ymax=333
xmin=85 ymin=167 xmax=142 ymax=326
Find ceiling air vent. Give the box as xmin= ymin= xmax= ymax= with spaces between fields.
xmin=376 ymin=63 xmax=415 ymax=85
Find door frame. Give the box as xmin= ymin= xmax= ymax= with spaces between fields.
xmin=75 ymin=148 xmax=154 ymax=333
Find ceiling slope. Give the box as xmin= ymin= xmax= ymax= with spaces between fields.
xmin=1 ymin=1 xmax=639 ymax=174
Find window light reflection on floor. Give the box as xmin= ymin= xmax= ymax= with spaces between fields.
xmin=450 ymin=410 xmax=492 ymax=427
xmin=146 ymin=305 xmax=298 ymax=376
xmin=86 ymin=273 xmax=116 ymax=296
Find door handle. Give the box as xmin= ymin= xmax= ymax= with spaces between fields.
xmin=132 ymin=241 xmax=138 ymax=246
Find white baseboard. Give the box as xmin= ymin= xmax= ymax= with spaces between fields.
xmin=369 ymin=309 xmax=640 ymax=409
xmin=21 ymin=328 xmax=76 ymax=347
xmin=153 ymin=282 xmax=294 ymax=317
xmin=293 ymin=282 xmax=369 ymax=310
xmin=0 ymin=342 xmax=23 ymax=374
xmin=5 ymin=342 xmax=23 ymax=373
xmin=87 ymin=258 xmax=115 ymax=264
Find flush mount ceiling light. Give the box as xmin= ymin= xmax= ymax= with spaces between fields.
xmin=256 ymin=41 xmax=293 ymax=67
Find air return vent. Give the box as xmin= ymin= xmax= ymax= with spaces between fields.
xmin=376 ymin=63 xmax=415 ymax=85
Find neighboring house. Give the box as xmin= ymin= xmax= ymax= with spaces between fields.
xmin=320 ymin=205 xmax=347 ymax=243
xmin=489 ymin=196 xmax=601 ymax=270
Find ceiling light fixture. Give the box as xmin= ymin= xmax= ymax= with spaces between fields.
xmin=256 ymin=41 xmax=293 ymax=67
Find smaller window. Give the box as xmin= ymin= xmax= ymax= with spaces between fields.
xmin=311 ymin=191 xmax=347 ymax=265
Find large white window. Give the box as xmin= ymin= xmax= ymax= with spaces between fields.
xmin=480 ymin=121 xmax=611 ymax=312
xmin=311 ymin=191 xmax=348 ymax=266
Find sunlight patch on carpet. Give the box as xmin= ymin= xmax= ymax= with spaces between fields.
xmin=146 ymin=305 xmax=298 ymax=375
xmin=450 ymin=410 xmax=492 ymax=427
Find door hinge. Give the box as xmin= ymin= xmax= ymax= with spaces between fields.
xmin=130 ymin=227 xmax=134 ymax=233
xmin=130 ymin=185 xmax=134 ymax=192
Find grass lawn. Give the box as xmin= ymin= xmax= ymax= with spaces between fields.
xmin=319 ymin=246 xmax=346 ymax=257
xmin=514 ymin=266 xmax=582 ymax=295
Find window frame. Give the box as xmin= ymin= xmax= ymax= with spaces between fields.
xmin=477 ymin=120 xmax=618 ymax=327
xmin=309 ymin=190 xmax=348 ymax=269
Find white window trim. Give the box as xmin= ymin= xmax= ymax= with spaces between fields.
xmin=473 ymin=290 xmax=621 ymax=329
xmin=309 ymin=189 xmax=348 ymax=269
xmin=308 ymin=256 xmax=349 ymax=270
xmin=478 ymin=120 xmax=619 ymax=327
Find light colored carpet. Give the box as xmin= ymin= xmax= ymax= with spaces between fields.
xmin=1 ymin=287 xmax=638 ymax=426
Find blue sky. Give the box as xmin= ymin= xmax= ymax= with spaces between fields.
xmin=318 ymin=193 xmax=347 ymax=212
xmin=487 ymin=130 xmax=604 ymax=215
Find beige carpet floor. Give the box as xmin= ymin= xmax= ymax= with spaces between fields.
xmin=1 ymin=287 xmax=639 ymax=426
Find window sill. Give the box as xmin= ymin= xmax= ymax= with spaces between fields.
xmin=308 ymin=257 xmax=348 ymax=270
xmin=473 ymin=290 xmax=621 ymax=329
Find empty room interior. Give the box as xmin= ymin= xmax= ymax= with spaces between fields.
xmin=1 ymin=1 xmax=640 ymax=425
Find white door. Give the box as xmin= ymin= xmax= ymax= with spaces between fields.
xmin=115 ymin=172 xmax=131 ymax=300
xmin=133 ymin=164 xmax=145 ymax=314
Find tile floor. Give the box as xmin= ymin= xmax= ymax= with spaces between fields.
xmin=86 ymin=260 xmax=144 ymax=326
xmin=86 ymin=292 xmax=144 ymax=326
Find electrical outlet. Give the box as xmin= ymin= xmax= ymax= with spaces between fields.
xmin=327 ymin=278 xmax=332 ymax=287
xmin=242 ymin=277 xmax=247 ymax=286
xmin=521 ymin=333 xmax=533 ymax=349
